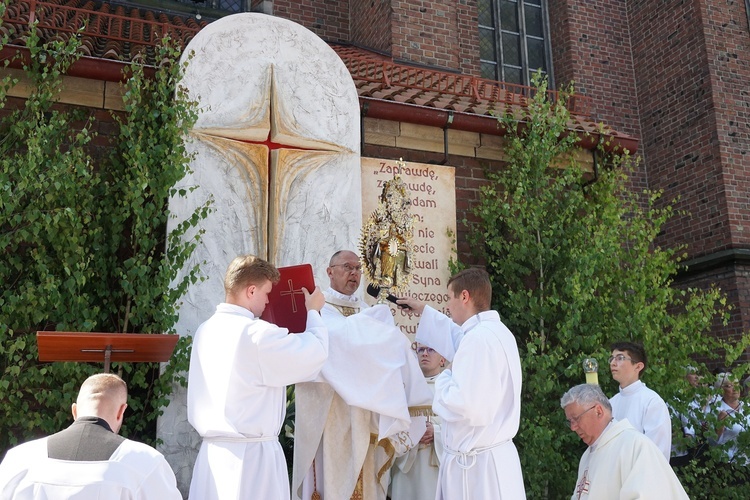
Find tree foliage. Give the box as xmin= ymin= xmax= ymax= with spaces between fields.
xmin=0 ymin=21 xmax=208 ymax=453
xmin=468 ymin=75 xmax=750 ymax=498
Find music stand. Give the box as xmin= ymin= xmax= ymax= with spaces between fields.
xmin=36 ymin=332 xmax=180 ymax=372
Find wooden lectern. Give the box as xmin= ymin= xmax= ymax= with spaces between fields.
xmin=36 ymin=331 xmax=180 ymax=372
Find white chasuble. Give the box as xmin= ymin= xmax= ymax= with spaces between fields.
xmin=573 ymin=419 xmax=689 ymax=499
xmin=292 ymin=289 xmax=431 ymax=500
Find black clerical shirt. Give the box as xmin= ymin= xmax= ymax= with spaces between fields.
xmin=46 ymin=416 xmax=125 ymax=461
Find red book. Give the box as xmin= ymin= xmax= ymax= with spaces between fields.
xmin=261 ymin=264 xmax=316 ymax=333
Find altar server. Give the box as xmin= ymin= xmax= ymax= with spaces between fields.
xmin=399 ymin=267 xmax=526 ymax=500
xmin=188 ymin=254 xmax=328 ymax=500
xmin=0 ymin=373 xmax=181 ymax=499
xmin=608 ymin=341 xmax=672 ymax=459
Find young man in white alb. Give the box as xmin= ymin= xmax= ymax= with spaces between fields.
xmin=608 ymin=341 xmax=672 ymax=459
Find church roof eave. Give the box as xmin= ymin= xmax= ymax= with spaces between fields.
xmin=0 ymin=0 xmax=639 ymax=154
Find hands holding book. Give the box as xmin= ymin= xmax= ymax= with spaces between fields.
xmin=303 ymin=286 xmax=325 ymax=312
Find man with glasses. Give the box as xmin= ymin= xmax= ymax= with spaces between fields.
xmin=389 ymin=344 xmax=447 ymax=500
xmin=608 ymin=341 xmax=672 ymax=459
xmin=561 ymin=384 xmax=688 ymax=499
xmin=292 ymin=250 xmax=432 ymax=500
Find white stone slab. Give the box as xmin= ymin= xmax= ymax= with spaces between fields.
xmin=160 ymin=13 xmax=361 ymax=496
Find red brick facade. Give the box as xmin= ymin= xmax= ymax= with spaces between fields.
xmin=350 ymin=0 xmax=391 ymax=53
xmin=273 ymin=0 xmax=349 ymax=42
xmin=264 ymin=0 xmax=750 ymax=347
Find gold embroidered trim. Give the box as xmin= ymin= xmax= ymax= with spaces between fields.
xmin=326 ymin=301 xmax=359 ymax=317
xmin=374 ymin=435 xmax=396 ymax=482
xmin=409 ymin=405 xmax=434 ymax=417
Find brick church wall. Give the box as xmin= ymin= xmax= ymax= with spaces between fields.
xmin=350 ymin=0 xmax=392 ymax=54
xmin=273 ymin=0 xmax=349 ymax=42
xmin=700 ymin=1 xmax=750 ymax=250
xmin=548 ymin=0 xmax=646 ymax=196
xmin=627 ymin=0 xmax=727 ymax=255
xmin=391 ymin=0 xmax=463 ymax=71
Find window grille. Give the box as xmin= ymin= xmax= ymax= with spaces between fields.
xmin=478 ymin=0 xmax=553 ymax=87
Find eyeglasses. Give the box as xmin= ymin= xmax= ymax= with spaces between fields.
xmin=330 ymin=263 xmax=363 ymax=274
xmin=566 ymin=405 xmax=596 ymax=427
xmin=608 ymin=354 xmax=633 ymax=364
xmin=415 ymin=347 xmax=436 ymax=355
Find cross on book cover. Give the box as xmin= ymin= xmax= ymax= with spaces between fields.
xmin=260 ymin=264 xmax=316 ymax=333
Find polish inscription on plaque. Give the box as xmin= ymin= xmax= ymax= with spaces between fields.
xmin=361 ymin=157 xmax=457 ymax=339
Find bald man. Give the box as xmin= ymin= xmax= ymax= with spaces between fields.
xmin=0 ymin=373 xmax=181 ymax=499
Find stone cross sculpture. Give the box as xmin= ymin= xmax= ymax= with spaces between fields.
xmin=159 ymin=13 xmax=361 ymax=495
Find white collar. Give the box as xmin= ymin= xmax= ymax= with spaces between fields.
xmin=619 ymin=379 xmax=645 ymax=395
xmin=325 ymin=287 xmax=362 ymax=304
xmin=460 ymin=310 xmax=501 ymax=333
xmin=216 ymin=302 xmax=255 ymax=319
xmin=589 ymin=419 xmax=616 ymax=452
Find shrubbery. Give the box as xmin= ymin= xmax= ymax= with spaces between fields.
xmin=468 ymin=75 xmax=750 ymax=499
xmin=0 ymin=21 xmax=208 ymax=452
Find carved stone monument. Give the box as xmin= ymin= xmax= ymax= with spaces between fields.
xmin=158 ymin=13 xmax=360 ymax=495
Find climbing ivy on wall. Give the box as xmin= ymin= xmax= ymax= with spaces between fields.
xmin=0 ymin=18 xmax=210 ymax=453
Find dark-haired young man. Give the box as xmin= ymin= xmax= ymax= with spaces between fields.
xmin=608 ymin=341 xmax=671 ymax=459
xmin=399 ymin=267 xmax=525 ymax=500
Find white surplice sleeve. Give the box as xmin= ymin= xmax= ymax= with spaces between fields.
xmin=641 ymin=396 xmax=673 ymax=460
xmin=256 ymin=310 xmax=328 ymax=387
xmin=414 ymin=305 xmax=463 ymax=362
xmin=432 ymin=330 xmax=504 ymax=426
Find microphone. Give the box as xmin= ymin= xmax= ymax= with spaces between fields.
xmin=366 ymin=284 xmax=411 ymax=309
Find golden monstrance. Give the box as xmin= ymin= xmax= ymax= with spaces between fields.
xmin=360 ymin=160 xmax=415 ymax=303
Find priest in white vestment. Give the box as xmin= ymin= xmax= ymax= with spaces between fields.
xmin=0 ymin=373 xmax=181 ymax=500
xmin=292 ymin=250 xmax=432 ymax=500
xmin=400 ymin=267 xmax=526 ymax=500
xmin=389 ymin=344 xmax=446 ymax=500
xmin=188 ymin=255 xmax=329 ymax=500
xmin=561 ymin=384 xmax=689 ymax=499
xmin=608 ymin=341 xmax=672 ymax=459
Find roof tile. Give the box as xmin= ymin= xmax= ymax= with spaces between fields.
xmin=0 ymin=0 xmax=639 ymax=151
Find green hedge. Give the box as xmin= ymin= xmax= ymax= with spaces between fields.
xmin=0 ymin=22 xmax=209 ymax=451
xmin=468 ymin=74 xmax=750 ymax=499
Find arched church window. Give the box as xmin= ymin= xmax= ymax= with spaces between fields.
xmin=478 ymin=0 xmax=553 ymax=87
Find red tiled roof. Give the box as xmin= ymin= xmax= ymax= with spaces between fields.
xmin=1 ymin=0 xmax=204 ymax=61
xmin=0 ymin=0 xmax=638 ymax=153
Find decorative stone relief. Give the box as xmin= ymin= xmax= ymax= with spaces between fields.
xmin=158 ymin=13 xmax=361 ymax=496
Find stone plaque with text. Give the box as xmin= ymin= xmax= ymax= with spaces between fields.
xmin=361 ymin=158 xmax=456 ymax=339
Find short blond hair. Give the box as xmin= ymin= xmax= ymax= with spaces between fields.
xmin=224 ymin=255 xmax=280 ymax=296
xmin=77 ymin=373 xmax=127 ymax=406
